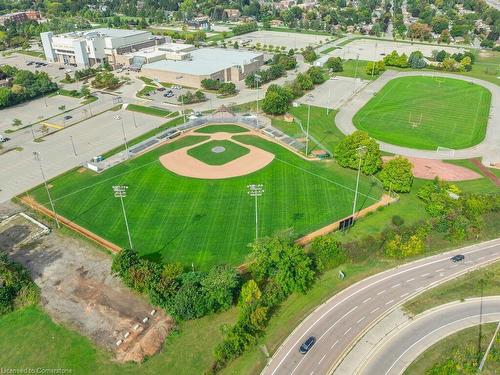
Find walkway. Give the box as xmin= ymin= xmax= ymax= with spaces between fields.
xmin=335 ymin=70 xmax=500 ymax=166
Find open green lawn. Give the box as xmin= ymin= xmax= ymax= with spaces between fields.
xmin=195 ymin=124 xmax=248 ymax=134
xmin=29 ymin=133 xmax=383 ymax=270
xmin=353 ymin=76 xmax=491 ymax=150
xmin=335 ymin=59 xmax=379 ymax=81
xmin=187 ymin=140 xmax=250 ymax=165
xmin=405 ymin=323 xmax=499 ymax=375
xmin=126 ymin=104 xmax=171 ymax=117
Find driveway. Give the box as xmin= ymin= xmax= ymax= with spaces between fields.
xmin=335 ymin=70 xmax=500 ymax=166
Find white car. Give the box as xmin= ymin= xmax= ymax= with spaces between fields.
xmin=65 ymin=68 xmax=72 ymax=73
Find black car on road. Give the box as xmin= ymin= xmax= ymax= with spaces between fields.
xmin=451 ymin=254 xmax=465 ymax=262
xmin=299 ymin=336 xmax=316 ymax=354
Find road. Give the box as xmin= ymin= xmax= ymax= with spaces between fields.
xmin=335 ymin=70 xmax=500 ymax=166
xmin=484 ymin=0 xmax=499 ymax=10
xmin=261 ymin=238 xmax=500 ymax=375
xmin=359 ymin=298 xmax=500 ymax=374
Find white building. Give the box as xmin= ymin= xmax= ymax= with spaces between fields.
xmin=41 ymin=28 xmax=165 ymax=68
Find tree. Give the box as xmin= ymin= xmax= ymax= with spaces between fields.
xmin=201 ymin=78 xmax=221 ymax=91
xmin=431 ymin=16 xmax=449 ymax=34
xmin=379 ymin=156 xmax=414 ymax=193
xmin=365 ymin=60 xmax=385 ymax=75
xmin=249 ymin=231 xmax=315 ymax=295
xmin=238 ymin=279 xmax=261 ymax=307
xmin=325 ymin=57 xmax=343 ymax=72
xmin=91 ymin=71 xmax=119 ymax=89
xmin=202 ymin=265 xmax=239 ymax=312
xmin=408 ymin=51 xmax=427 ymax=69
xmin=262 ymin=84 xmax=293 ymax=115
xmin=333 ymin=130 xmax=382 ymax=175
xmin=302 ymin=46 xmax=318 ymax=63
xmin=306 ymin=66 xmax=326 ymax=84
xmin=435 ymin=50 xmax=448 ymax=62
xmin=310 ymin=237 xmax=347 ymax=273
xmin=218 ymin=82 xmax=236 ymax=96
xmin=295 ymin=72 xmax=314 ymax=90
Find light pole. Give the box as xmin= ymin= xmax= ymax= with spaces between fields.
xmin=327 ymin=87 xmax=331 ymax=115
xmin=181 ymin=94 xmax=186 ymax=123
xmin=305 ymin=93 xmax=314 ymax=157
xmin=69 ymin=135 xmax=77 ymax=156
xmin=371 ymin=43 xmax=377 ymax=79
xmin=255 ymin=73 xmax=262 ymax=113
xmin=354 ymin=53 xmax=360 ymax=91
xmin=113 ymin=185 xmax=133 ymax=250
xmin=352 ymin=146 xmax=366 ymax=218
xmin=116 ymin=116 xmax=129 ymax=159
xmin=33 ymin=151 xmax=60 ymax=228
xmin=132 ymin=110 xmax=137 ymax=128
xmin=248 ymin=184 xmax=264 ymax=241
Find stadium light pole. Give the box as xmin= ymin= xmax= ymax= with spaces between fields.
xmin=352 ymin=146 xmax=367 ymax=218
xmin=354 ymin=53 xmax=360 ymax=91
xmin=69 ymin=135 xmax=77 ymax=156
xmin=116 ymin=116 xmax=129 ymax=159
xmin=248 ymin=184 xmax=264 ymax=241
xmin=305 ymin=93 xmax=314 ymax=157
xmin=33 ymin=151 xmax=60 ymax=229
xmin=255 ymin=74 xmax=262 ymax=113
xmin=371 ymin=43 xmax=377 ymax=79
xmin=113 ymin=185 xmax=133 ymax=250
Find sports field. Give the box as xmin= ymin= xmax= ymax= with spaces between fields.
xmin=353 ymin=76 xmax=492 ymax=150
xmin=28 ymin=126 xmax=383 ymax=270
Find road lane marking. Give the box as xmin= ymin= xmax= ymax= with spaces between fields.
xmin=400 ymin=292 xmax=409 ymax=298
xmin=319 ymin=354 xmax=326 ymax=365
xmin=318 ymin=305 xmax=359 ymax=341
xmin=415 ymin=287 xmax=424 ymax=292
xmin=363 ymin=297 xmax=372 ymax=304
xmin=377 ymin=290 xmax=386 ymax=295
xmin=357 ymin=316 xmax=366 ymax=324
xmin=385 ymin=300 xmax=394 ymax=305
xmin=268 ymin=242 xmax=500 ymax=375
xmin=371 ymin=307 xmax=380 ymax=314
xmin=435 ymin=268 xmax=444 ymax=272
xmin=330 ymin=340 xmax=339 ymax=350
xmin=406 ymin=278 xmax=415 ymax=282
xmin=344 ymin=327 xmax=352 ymax=336
xmin=421 ymin=273 xmax=430 ymax=277
xmin=391 ymin=283 xmax=401 ymax=288
xmin=478 ymin=256 xmax=485 ymax=260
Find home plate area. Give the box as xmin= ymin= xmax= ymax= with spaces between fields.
xmin=159 ymin=126 xmax=275 ymax=179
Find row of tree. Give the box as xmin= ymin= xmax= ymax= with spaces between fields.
xmin=200 ymin=80 xmax=237 ymax=96
xmin=178 ymin=90 xmax=206 ymax=104
xmin=245 ymin=52 xmax=297 ymax=88
xmin=0 ymin=65 xmax=57 ymax=109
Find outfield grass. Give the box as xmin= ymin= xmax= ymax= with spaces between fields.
xmin=353 ymin=76 xmax=491 ymax=150
xmin=126 ymin=104 xmax=171 ymax=117
xmin=187 ymin=140 xmax=250 ymax=165
xmin=29 ymin=134 xmax=383 ymax=270
xmin=196 ymin=124 xmax=248 ymax=134
xmin=405 ymin=323 xmax=499 ymax=375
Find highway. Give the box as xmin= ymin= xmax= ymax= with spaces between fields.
xmin=261 ymin=238 xmax=500 ymax=375
xmin=359 ymin=297 xmax=500 ymax=374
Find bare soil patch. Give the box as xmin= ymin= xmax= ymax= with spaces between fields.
xmin=382 ymin=156 xmax=482 ymax=181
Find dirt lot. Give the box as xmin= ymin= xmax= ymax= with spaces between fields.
xmin=0 ymin=201 xmax=173 ymax=363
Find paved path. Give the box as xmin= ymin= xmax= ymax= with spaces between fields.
xmin=261 ymin=239 xmax=500 ymax=375
xmin=358 ymin=298 xmax=500 ymax=374
xmin=335 ymin=70 xmax=500 ymax=166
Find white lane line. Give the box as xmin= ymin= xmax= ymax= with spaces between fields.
xmin=415 ymin=287 xmax=424 ymax=292
xmin=363 ymin=297 xmax=372 ymax=304
xmin=318 ymin=354 xmax=326 ymax=365
xmin=317 ymin=305 xmax=359 ymax=341
xmin=330 ymin=340 xmax=339 ymax=350
xmin=344 ymin=327 xmax=352 ymax=336
xmin=391 ymin=283 xmax=401 ymax=288
xmin=406 ymin=278 xmax=415 ymax=282
xmin=371 ymin=307 xmax=380 ymax=314
xmin=435 ymin=268 xmax=444 ymax=272
xmin=400 ymin=292 xmax=409 ymax=298
xmin=478 ymin=256 xmax=485 ymax=260
xmin=357 ymin=316 xmax=366 ymax=324
xmin=377 ymin=290 xmax=386 ymax=295
xmin=421 ymin=273 xmax=430 ymax=277
xmin=385 ymin=300 xmax=394 ymax=305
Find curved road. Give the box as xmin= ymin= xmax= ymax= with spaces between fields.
xmin=360 ymin=297 xmax=500 ymax=374
xmin=261 ymin=238 xmax=500 ymax=375
xmin=335 ymin=70 xmax=500 ymax=166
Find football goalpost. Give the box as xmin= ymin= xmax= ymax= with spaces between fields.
xmin=434 ymin=75 xmax=445 ymax=87
xmin=437 ymin=146 xmax=456 ymax=157
xmin=408 ymin=112 xmax=423 ymax=128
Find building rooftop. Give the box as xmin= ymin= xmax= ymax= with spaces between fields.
xmin=60 ymin=28 xmax=150 ymax=40
xmin=142 ymin=48 xmax=262 ymax=75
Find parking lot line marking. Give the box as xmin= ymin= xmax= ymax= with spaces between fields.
xmin=371 ymin=307 xmax=380 ymax=314
xmin=400 ymin=292 xmax=409 ymax=298
xmin=344 ymin=327 xmax=352 ymax=336
xmin=385 ymin=300 xmax=394 ymax=305
xmin=331 ymin=340 xmax=339 ymax=350
xmin=421 ymin=273 xmax=430 ymax=277
xmin=319 ymin=354 xmax=326 ymax=365
xmin=363 ymin=297 xmax=372 ymax=304
xmin=357 ymin=316 xmax=366 ymax=324
xmin=435 ymin=268 xmax=444 ymax=272
xmin=391 ymin=283 xmax=401 ymax=288
xmin=406 ymin=278 xmax=415 ymax=282
xmin=478 ymin=256 xmax=485 ymax=260
xmin=450 ymin=264 xmax=459 ymax=268
xmin=377 ymin=290 xmax=386 ymax=295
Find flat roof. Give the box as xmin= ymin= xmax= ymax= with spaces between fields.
xmin=60 ymin=28 xmax=150 ymax=40
xmin=142 ymin=48 xmax=262 ymax=76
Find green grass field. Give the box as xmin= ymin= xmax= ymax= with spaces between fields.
xmin=195 ymin=124 xmax=248 ymax=134
xmin=126 ymin=104 xmax=171 ymax=117
xmin=187 ymin=140 xmax=250 ymax=165
xmin=353 ymin=76 xmax=491 ymax=150
xmin=29 ymin=131 xmax=383 ymax=270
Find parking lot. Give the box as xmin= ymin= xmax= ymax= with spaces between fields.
xmin=330 ymin=39 xmax=466 ymax=61
xmin=1 ymin=53 xmax=69 ymax=82
xmin=296 ymin=76 xmax=369 ymax=109
xmin=142 ymin=84 xmax=217 ymax=105
xmin=229 ymin=30 xmax=332 ymax=50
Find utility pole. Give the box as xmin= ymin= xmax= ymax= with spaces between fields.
xmin=255 ymin=73 xmax=262 ymax=113
xmin=327 ymin=88 xmax=331 ymax=115
xmin=248 ymin=184 xmax=264 ymax=241
xmin=352 ymin=146 xmax=366 ymax=218
xmin=371 ymin=43 xmax=377 ymax=79
xmin=113 ymin=185 xmax=133 ymax=249
xmin=69 ymin=135 xmax=77 ymax=156
xmin=478 ymin=278 xmax=485 ymax=360
xmin=354 ymin=53 xmax=360 ymax=91
xmin=132 ymin=110 xmax=137 ymax=128
xmin=181 ymin=95 xmax=186 ymax=123
xmin=33 ymin=151 xmax=60 ymax=228
xmin=115 ymin=116 xmax=129 ymax=159
xmin=305 ymin=93 xmax=314 ymax=157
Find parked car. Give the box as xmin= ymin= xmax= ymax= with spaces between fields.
xmin=27 ymin=61 xmax=34 ymax=66
xmin=58 ymin=66 xmax=65 ymax=70
xmin=65 ymin=69 xmax=72 ymax=73
xmin=451 ymin=254 xmax=465 ymax=262
xmin=0 ymin=135 xmax=10 ymax=142
xmin=299 ymin=337 xmax=316 ymax=354
xmin=63 ymin=115 xmax=72 ymax=121
xmin=164 ymin=92 xmax=174 ymax=97
xmin=157 ymin=87 xmax=166 ymax=92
